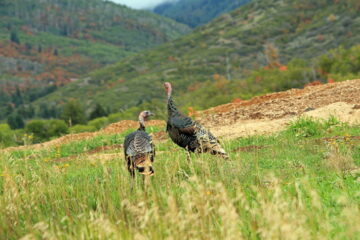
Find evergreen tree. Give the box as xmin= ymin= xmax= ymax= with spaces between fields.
xmin=7 ymin=113 xmax=25 ymax=129
xmin=61 ymin=100 xmax=87 ymax=126
xmin=11 ymin=87 xmax=23 ymax=106
xmin=5 ymin=104 xmax=14 ymax=116
xmin=39 ymin=103 xmax=51 ymax=119
xmin=89 ymin=103 xmax=107 ymax=120
xmin=10 ymin=31 xmax=20 ymax=44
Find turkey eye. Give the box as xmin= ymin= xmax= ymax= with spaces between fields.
xmin=137 ymin=167 xmax=145 ymax=173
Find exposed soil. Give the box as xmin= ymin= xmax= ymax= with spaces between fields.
xmin=197 ymin=79 xmax=360 ymax=139
xmin=101 ymin=120 xmax=165 ymax=134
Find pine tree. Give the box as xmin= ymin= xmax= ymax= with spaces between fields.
xmin=7 ymin=113 xmax=25 ymax=129
xmin=10 ymin=31 xmax=20 ymax=44
xmin=61 ymin=100 xmax=87 ymax=126
xmin=89 ymin=103 xmax=107 ymax=120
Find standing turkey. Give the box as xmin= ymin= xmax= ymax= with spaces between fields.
xmin=124 ymin=110 xmax=155 ymax=178
xmin=163 ymin=82 xmax=228 ymax=160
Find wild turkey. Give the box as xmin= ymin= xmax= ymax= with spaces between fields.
xmin=124 ymin=110 xmax=155 ymax=177
xmin=163 ymin=82 xmax=228 ymax=160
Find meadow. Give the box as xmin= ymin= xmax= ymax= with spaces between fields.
xmin=0 ymin=117 xmax=359 ymax=239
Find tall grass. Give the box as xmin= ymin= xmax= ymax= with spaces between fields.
xmin=0 ymin=119 xmax=359 ymax=239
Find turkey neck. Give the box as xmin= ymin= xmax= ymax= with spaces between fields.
xmin=167 ymin=96 xmax=181 ymax=117
xmin=138 ymin=116 xmax=146 ymax=131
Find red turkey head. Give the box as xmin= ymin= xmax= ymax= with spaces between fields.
xmin=163 ymin=82 xmax=172 ymax=99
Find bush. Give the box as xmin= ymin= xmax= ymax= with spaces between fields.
xmin=26 ymin=119 xmax=68 ymax=142
xmin=61 ymin=100 xmax=87 ymax=126
xmin=69 ymin=125 xmax=97 ymax=134
xmin=107 ymin=113 xmax=123 ymax=123
xmin=0 ymin=124 xmax=16 ymax=147
xmin=7 ymin=113 xmax=25 ymax=130
xmin=88 ymin=117 xmax=109 ymax=130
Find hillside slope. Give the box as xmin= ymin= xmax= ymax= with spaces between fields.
xmin=34 ymin=0 xmax=360 ymax=116
xmin=153 ymin=0 xmax=251 ymax=27
xmin=5 ymin=79 xmax=359 ymax=152
xmin=0 ymin=0 xmax=190 ymax=119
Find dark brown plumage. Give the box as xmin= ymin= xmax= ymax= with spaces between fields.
xmin=163 ymin=82 xmax=228 ymax=159
xmin=124 ymin=111 xmax=155 ymax=177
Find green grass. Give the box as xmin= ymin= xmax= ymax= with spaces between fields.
xmin=0 ymin=120 xmax=359 ymax=239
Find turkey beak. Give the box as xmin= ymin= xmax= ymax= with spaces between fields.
xmin=149 ymin=112 xmax=155 ymax=116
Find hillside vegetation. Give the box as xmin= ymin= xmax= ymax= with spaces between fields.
xmin=0 ymin=0 xmax=190 ymax=119
xmin=154 ymin=0 xmax=251 ymax=27
xmin=33 ymin=0 xmax=360 ymax=119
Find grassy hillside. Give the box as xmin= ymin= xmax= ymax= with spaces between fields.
xmin=153 ymin=0 xmax=251 ymax=27
xmin=33 ymin=0 xmax=360 ymax=118
xmin=1 ymin=117 xmax=359 ymax=239
xmin=0 ymin=0 xmax=190 ymax=120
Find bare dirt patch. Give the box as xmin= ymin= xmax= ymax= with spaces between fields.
xmin=198 ymin=79 xmax=360 ymax=140
xmin=101 ymin=120 xmax=165 ymax=134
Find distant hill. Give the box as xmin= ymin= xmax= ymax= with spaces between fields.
xmin=0 ymin=0 xmax=190 ymax=120
xmin=10 ymin=0 xmax=360 ymax=120
xmin=153 ymin=0 xmax=251 ymax=27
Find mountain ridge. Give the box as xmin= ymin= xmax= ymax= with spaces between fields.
xmin=154 ymin=0 xmax=251 ymax=27
xmin=0 ymin=0 xmax=190 ymax=119
xmin=32 ymin=0 xmax=360 ymax=116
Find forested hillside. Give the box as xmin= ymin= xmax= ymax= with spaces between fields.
xmin=32 ymin=0 xmax=360 ymax=119
xmin=154 ymin=0 xmax=251 ymax=27
xmin=0 ymin=0 xmax=190 ymax=120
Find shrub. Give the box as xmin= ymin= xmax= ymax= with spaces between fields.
xmin=88 ymin=117 xmax=109 ymax=130
xmin=69 ymin=124 xmax=97 ymax=134
xmin=26 ymin=119 xmax=68 ymax=142
xmin=0 ymin=124 xmax=16 ymax=147
xmin=61 ymin=100 xmax=87 ymax=126
xmin=107 ymin=113 xmax=123 ymax=123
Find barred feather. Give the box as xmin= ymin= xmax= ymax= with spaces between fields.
xmin=165 ymin=85 xmax=228 ymax=159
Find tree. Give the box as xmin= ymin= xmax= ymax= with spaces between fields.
xmin=10 ymin=31 xmax=20 ymax=44
xmin=11 ymin=86 xmax=23 ymax=106
xmin=7 ymin=113 xmax=25 ymax=129
xmin=61 ymin=99 xmax=87 ymax=126
xmin=89 ymin=103 xmax=107 ymax=120
xmin=264 ymin=43 xmax=281 ymax=68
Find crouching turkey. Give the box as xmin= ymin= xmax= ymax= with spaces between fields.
xmin=163 ymin=82 xmax=228 ymax=160
xmin=124 ymin=111 xmax=156 ymax=178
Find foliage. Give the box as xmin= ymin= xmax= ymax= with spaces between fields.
xmin=88 ymin=117 xmax=109 ymax=130
xmin=89 ymin=103 xmax=108 ymax=120
xmin=0 ymin=121 xmax=359 ymax=239
xmin=61 ymin=100 xmax=87 ymax=126
xmin=25 ymin=119 xmax=68 ymax=142
xmin=6 ymin=113 xmax=24 ymax=130
xmin=69 ymin=124 xmax=97 ymax=134
xmin=10 ymin=31 xmax=20 ymax=44
xmin=0 ymin=124 xmax=14 ymax=147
